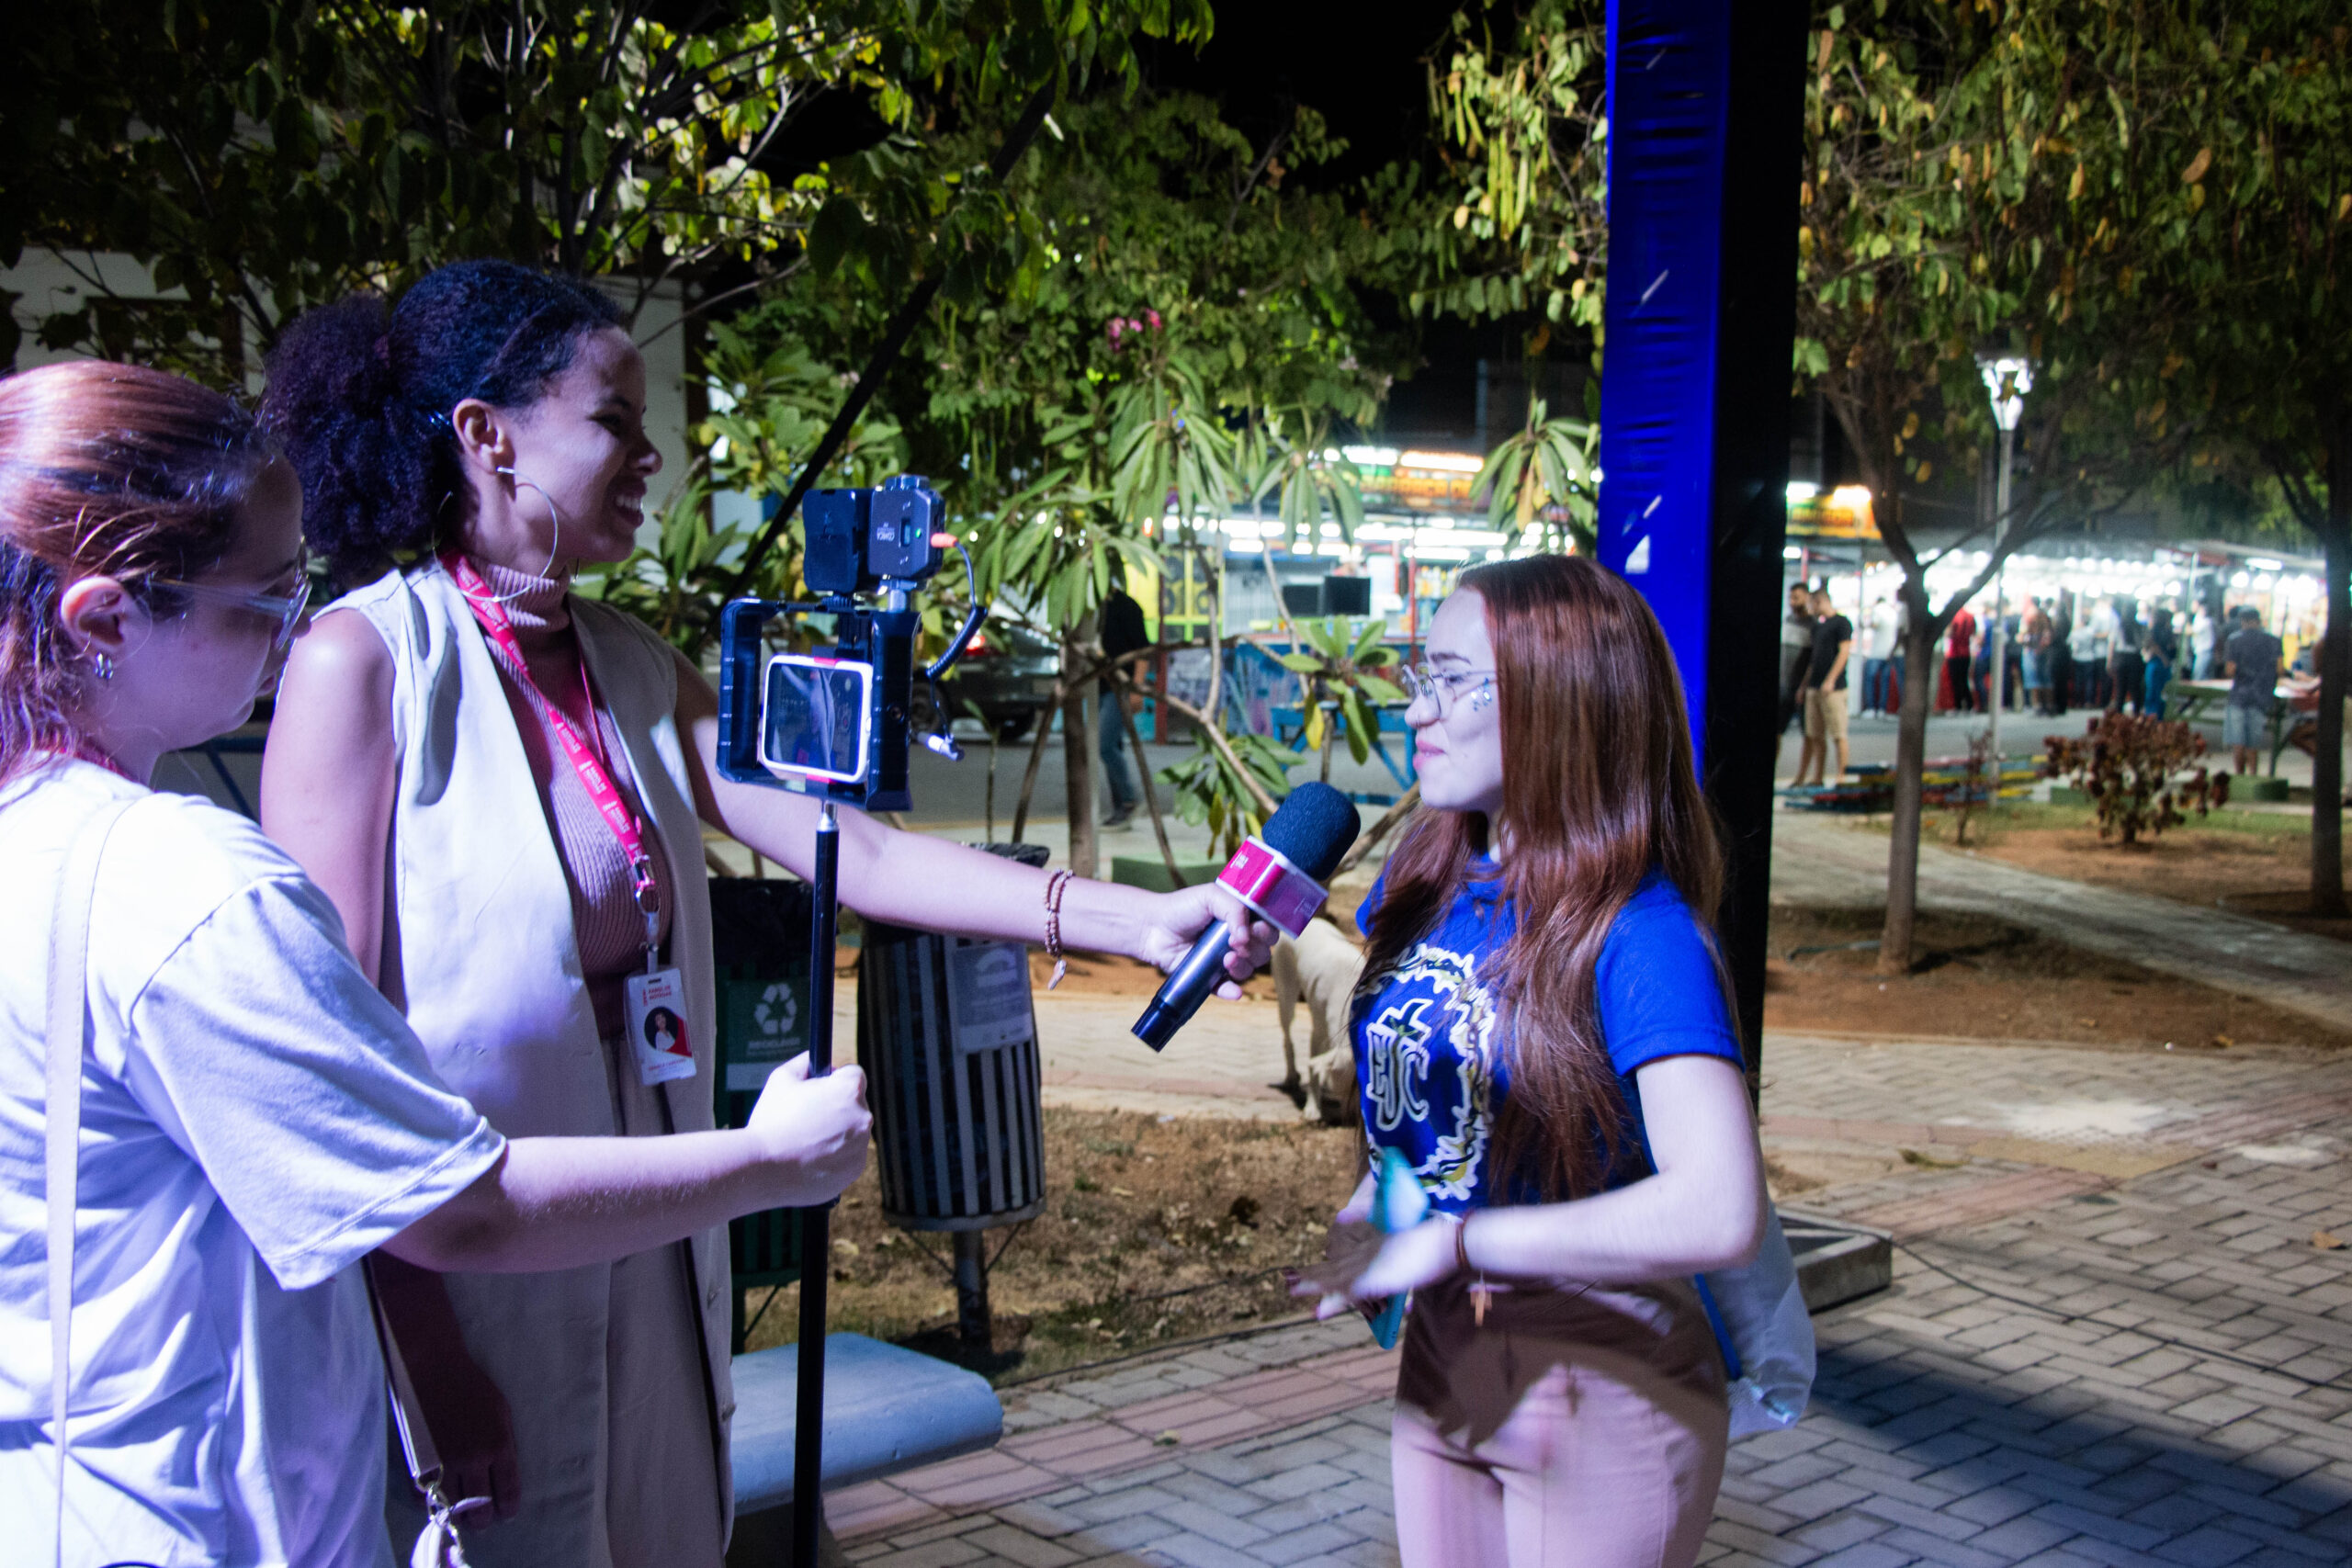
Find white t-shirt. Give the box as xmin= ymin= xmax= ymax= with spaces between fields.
xmin=0 ymin=760 xmax=506 ymax=1568
xmin=1863 ymin=603 xmax=1901 ymax=660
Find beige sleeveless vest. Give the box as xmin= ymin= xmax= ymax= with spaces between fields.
xmin=334 ymin=560 xmax=733 ymax=1558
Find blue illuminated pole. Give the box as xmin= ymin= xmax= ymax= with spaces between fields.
xmin=1596 ymin=0 xmax=1809 ymax=1080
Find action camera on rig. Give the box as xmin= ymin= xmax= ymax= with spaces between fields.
xmin=717 ymin=474 xmax=989 ymax=813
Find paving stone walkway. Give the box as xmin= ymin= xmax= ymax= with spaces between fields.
xmin=819 ymin=1034 xmax=2352 ymax=1568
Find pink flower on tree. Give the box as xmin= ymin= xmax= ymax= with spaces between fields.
xmin=1108 ymin=310 xmax=1160 ymax=351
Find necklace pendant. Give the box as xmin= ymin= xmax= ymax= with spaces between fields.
xmin=1470 ymin=1279 xmax=1493 ymax=1328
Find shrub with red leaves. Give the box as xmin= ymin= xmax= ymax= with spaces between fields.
xmin=2042 ymin=712 xmax=2228 ymax=846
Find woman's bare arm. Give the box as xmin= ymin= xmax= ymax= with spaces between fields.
xmin=385 ymin=1056 xmax=871 ymax=1273
xmin=668 ymin=648 xmax=1271 ymax=986
xmin=1454 ymin=1055 xmax=1765 ymax=1279
xmin=261 ymin=610 xmax=400 ymax=983
xmin=1299 ymin=1055 xmax=1766 ymax=1305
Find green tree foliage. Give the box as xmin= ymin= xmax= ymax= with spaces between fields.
xmin=1273 ymin=616 xmax=1406 ymax=784
xmin=1423 ymin=5 xmax=1607 ymax=343
xmin=1994 ymin=1 xmax=2347 ymax=916
xmin=1428 ymin=0 xmax=2252 ymax=968
xmin=729 ymin=93 xmax=1398 ymax=611
xmin=715 ymin=91 xmax=1406 ymax=855
xmin=2 ymin=0 xmax=1212 ymax=370
xmin=1471 ymin=396 xmax=1597 ymax=551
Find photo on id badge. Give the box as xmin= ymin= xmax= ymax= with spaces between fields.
xmin=628 ymin=968 xmax=698 ymax=1085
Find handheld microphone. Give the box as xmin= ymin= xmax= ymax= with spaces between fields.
xmin=1133 ymin=781 xmax=1361 ymax=1051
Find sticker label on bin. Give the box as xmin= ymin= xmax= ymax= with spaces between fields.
xmin=947 ymin=940 xmax=1034 ymax=1055
xmin=723 ymin=978 xmax=804 ymax=1091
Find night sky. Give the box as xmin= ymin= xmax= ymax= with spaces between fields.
xmin=1148 ymin=1 xmax=1522 ymax=444
xmin=1142 ymin=0 xmax=1467 ymax=190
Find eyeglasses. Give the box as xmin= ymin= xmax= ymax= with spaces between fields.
xmin=1396 ymin=663 xmax=1497 ymax=716
xmin=150 ymin=570 xmax=313 ymax=652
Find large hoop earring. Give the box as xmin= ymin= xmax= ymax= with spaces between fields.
xmin=465 ymin=465 xmax=566 ymax=601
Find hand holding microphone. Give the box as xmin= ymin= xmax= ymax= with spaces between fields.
xmin=1134 ymin=782 xmax=1361 ymax=1051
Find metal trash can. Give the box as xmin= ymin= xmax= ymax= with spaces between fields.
xmin=858 ymin=843 xmax=1049 ymax=1353
xmin=709 ymin=876 xmax=813 ymax=1349
xmin=857 ymin=843 xmax=1048 ymax=1232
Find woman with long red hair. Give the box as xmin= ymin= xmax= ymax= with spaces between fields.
xmin=1298 ymin=555 xmax=1766 ymax=1568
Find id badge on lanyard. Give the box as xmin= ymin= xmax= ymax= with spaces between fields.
xmin=627 ymin=965 xmax=696 ymax=1086
xmin=446 ymin=551 xmax=697 ymax=1089
xmin=624 ymin=869 xmax=694 ymax=1089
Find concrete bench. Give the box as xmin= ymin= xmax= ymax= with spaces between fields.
xmin=729 ymin=1333 xmax=1002 ymax=1518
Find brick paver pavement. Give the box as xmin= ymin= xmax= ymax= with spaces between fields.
xmin=818 ymin=1034 xmax=2352 ymax=1568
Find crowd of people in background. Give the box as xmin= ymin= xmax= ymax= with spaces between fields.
xmin=1779 ymin=570 xmax=2313 ymax=789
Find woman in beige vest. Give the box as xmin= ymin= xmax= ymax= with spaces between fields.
xmin=257 ymin=262 xmax=1271 ymax=1568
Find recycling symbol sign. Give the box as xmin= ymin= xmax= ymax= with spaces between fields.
xmin=752 ymin=982 xmax=797 ymax=1046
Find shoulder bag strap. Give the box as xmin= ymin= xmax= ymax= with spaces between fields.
xmin=361 ymin=1259 xmax=445 ymax=1495
xmin=365 ymin=1258 xmax=480 ymax=1567
xmin=45 ymin=795 xmax=138 ymax=1567
xmin=360 ymin=1185 xmax=482 ymax=1567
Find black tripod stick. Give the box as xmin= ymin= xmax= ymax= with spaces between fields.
xmin=792 ymin=801 xmax=841 ymax=1567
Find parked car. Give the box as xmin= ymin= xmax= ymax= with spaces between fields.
xmin=932 ymin=620 xmax=1060 ymax=741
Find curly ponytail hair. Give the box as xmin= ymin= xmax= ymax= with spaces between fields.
xmin=260 ymin=260 xmax=622 ymax=581
xmin=0 ymin=361 xmax=274 ymax=788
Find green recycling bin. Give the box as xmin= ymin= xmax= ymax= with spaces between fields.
xmin=709 ymin=876 xmax=814 ymax=1349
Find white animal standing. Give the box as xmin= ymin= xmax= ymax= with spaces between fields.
xmin=1272 ymin=916 xmax=1368 ymax=1124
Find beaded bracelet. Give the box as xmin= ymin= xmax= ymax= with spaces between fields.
xmin=1454 ymin=1213 xmax=1494 ymax=1327
xmin=1043 ymin=869 xmax=1075 ymax=989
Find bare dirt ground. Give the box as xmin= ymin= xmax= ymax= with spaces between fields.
xmin=1763 ymin=902 xmax=2352 ymax=1053
xmin=743 ymin=1109 xmax=1362 ymax=1382
xmin=1911 ymin=800 xmax=2350 ymax=943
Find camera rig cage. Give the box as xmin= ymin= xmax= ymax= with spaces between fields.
xmin=716 ymin=473 xmax=989 ymax=813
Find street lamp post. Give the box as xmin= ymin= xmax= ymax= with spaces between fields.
xmin=1977 ymin=354 xmax=2033 ymax=763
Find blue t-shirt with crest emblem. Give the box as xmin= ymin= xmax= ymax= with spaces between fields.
xmin=1351 ymin=859 xmax=1743 ymax=1212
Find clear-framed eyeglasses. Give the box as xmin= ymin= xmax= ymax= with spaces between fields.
xmin=149 ymin=569 xmax=313 ymax=653
xmin=1396 ymin=663 xmax=1498 ymax=716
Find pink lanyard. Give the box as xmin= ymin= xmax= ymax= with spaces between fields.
xmin=441 ymin=551 xmax=662 ymax=959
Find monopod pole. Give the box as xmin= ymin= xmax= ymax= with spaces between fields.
xmin=792 ymin=801 xmax=841 ymax=1566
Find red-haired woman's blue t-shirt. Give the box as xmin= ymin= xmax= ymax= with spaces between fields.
xmin=1350 ymin=861 xmax=1743 ymax=1212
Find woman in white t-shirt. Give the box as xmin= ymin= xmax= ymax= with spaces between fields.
xmin=0 ymin=361 xmax=874 ymax=1568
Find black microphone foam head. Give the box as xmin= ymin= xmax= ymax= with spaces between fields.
xmin=1261 ymin=781 xmax=1360 ymax=883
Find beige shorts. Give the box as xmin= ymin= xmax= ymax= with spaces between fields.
xmin=1804 ymin=685 xmax=1849 ymax=741
xmin=1393 ymin=1274 xmax=1729 ymax=1568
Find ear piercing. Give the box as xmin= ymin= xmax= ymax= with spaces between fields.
xmin=468 ymin=465 xmax=567 ymax=598
xmin=92 ymin=653 xmax=115 ymax=682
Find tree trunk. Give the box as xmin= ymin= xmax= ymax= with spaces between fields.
xmin=1878 ymin=612 xmax=1939 ymax=975
xmin=1113 ymin=669 xmax=1185 ymax=886
xmin=1063 ymin=615 xmax=1101 ymax=881
xmin=1008 ymin=681 xmax=1058 ymax=844
xmin=2312 ymin=439 xmax=2348 ymax=919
